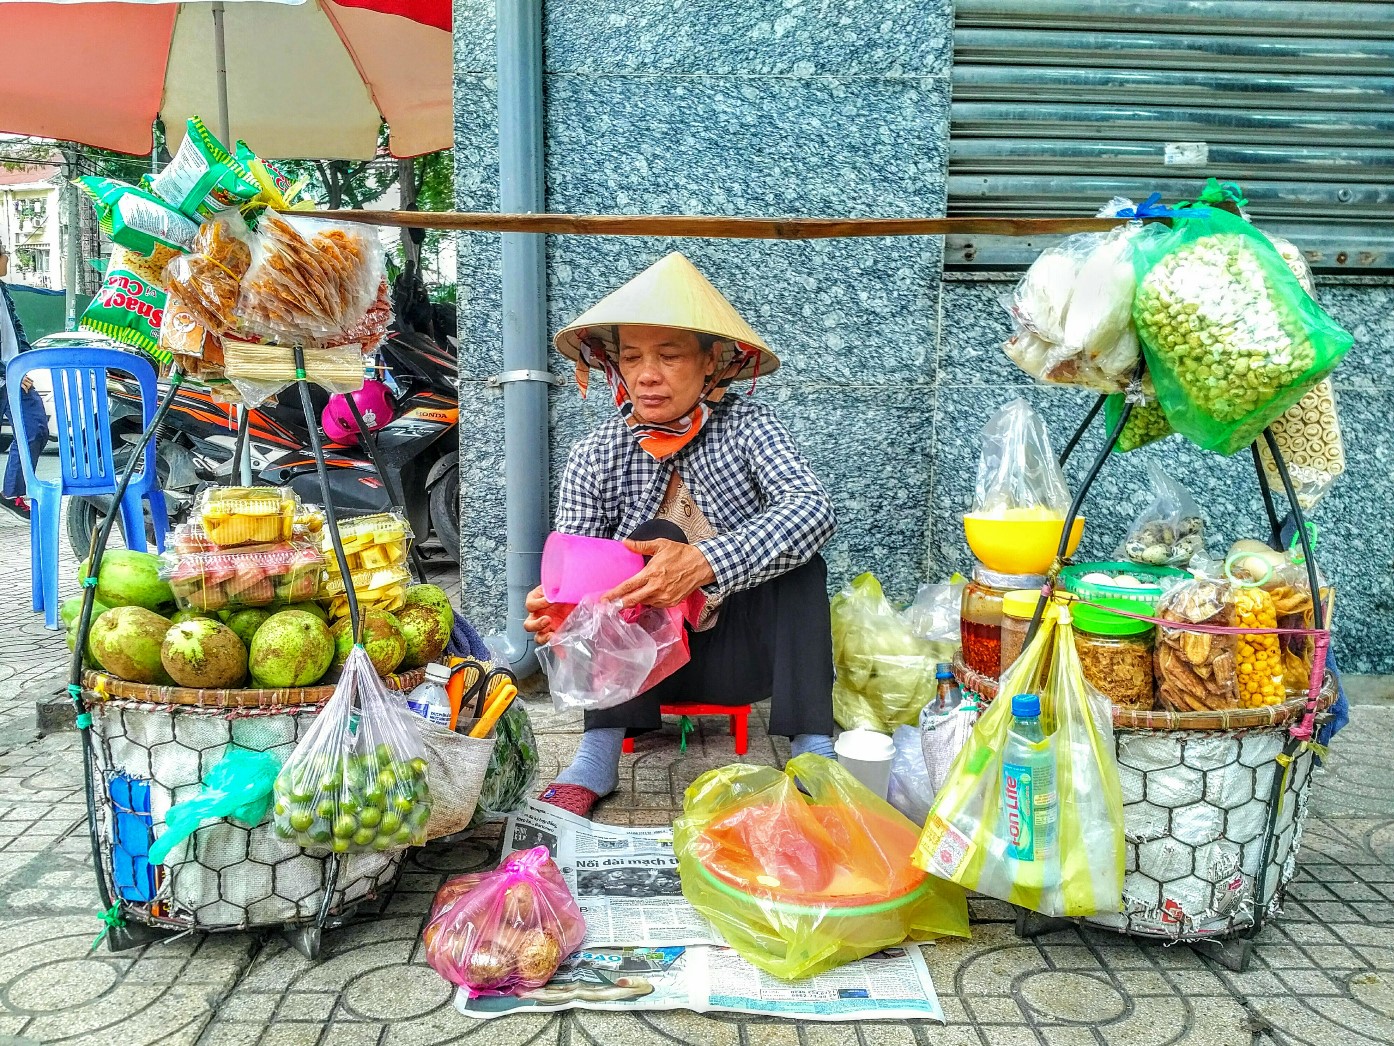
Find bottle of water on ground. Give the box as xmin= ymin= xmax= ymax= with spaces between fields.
xmin=406 ymin=663 xmax=453 ymax=728
xmin=1001 ymin=692 xmax=1059 ymax=895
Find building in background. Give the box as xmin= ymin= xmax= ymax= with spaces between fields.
xmin=0 ymin=162 xmax=62 ymax=290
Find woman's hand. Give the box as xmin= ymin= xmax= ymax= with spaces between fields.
xmin=604 ymin=538 xmax=716 ymax=609
xmin=523 ymin=585 xmax=573 ymax=644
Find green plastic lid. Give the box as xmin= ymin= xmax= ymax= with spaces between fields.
xmin=1071 ymin=600 xmax=1153 ymax=637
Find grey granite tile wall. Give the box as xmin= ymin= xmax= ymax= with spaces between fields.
xmin=936 ymin=277 xmax=1394 ymax=673
xmin=452 ymin=0 xmax=956 ymax=639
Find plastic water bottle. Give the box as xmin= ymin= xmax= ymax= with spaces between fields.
xmin=406 ymin=663 xmax=453 ymax=728
xmin=935 ymin=664 xmax=961 ymax=712
xmin=1001 ymin=693 xmax=1058 ymax=893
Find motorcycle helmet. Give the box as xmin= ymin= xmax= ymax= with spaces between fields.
xmin=322 ymin=379 xmax=395 ymax=445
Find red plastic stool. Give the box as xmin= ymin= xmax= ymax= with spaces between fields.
xmin=621 ymin=703 xmax=750 ymax=755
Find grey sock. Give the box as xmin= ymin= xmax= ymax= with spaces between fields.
xmin=790 ymin=733 xmax=837 ymax=760
xmin=554 ymin=727 xmax=625 ymax=797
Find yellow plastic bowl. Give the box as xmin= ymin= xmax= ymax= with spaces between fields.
xmin=963 ymin=514 xmax=1085 ymax=575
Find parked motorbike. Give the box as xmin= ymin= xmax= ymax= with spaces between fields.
xmin=67 ymin=272 xmax=462 ymax=562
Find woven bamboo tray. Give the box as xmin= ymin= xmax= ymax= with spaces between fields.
xmin=82 ymin=666 xmax=428 ymax=709
xmin=951 ymin=653 xmax=1336 ymax=732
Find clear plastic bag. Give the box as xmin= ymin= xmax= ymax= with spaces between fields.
xmin=538 ymin=596 xmax=667 ymax=711
xmin=887 ymin=725 xmax=934 ymax=825
xmin=272 ymin=646 xmax=432 ymax=852
xmin=1003 ymin=227 xmax=1142 ymax=393
xmin=1132 ymin=208 xmax=1354 ymax=455
xmin=161 ymin=212 xmax=255 ymax=335
xmin=237 ymin=212 xmax=384 ymax=343
xmin=1255 ymin=379 xmax=1345 ymax=510
xmin=148 ymin=747 xmax=280 ymax=865
xmin=904 ymin=577 xmax=966 ymax=647
xmin=424 ymin=847 xmax=587 ymax=997
xmin=674 ymin=755 xmax=969 ymax=980
xmin=831 ymin=573 xmax=940 ymax=732
xmin=914 ymin=602 xmax=1125 ymax=918
xmin=1155 ymin=574 xmax=1289 ymax=713
xmin=971 ymin=399 xmax=1071 ymax=517
xmin=1116 ymin=464 xmax=1206 ymax=568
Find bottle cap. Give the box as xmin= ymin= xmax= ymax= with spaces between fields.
xmin=423 ymin=662 xmax=452 ymax=684
xmin=935 ymin=664 xmax=954 ymax=680
xmin=1011 ymin=693 xmax=1041 ymax=718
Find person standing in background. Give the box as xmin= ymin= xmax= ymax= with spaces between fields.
xmin=0 ymin=242 xmax=48 ymax=521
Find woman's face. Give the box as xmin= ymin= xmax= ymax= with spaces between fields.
xmin=615 ymin=326 xmax=716 ymax=425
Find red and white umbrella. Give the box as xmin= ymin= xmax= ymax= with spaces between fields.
xmin=0 ymin=0 xmax=452 ymax=159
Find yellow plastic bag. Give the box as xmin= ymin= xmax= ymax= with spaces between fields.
xmin=913 ymin=603 xmax=1124 ymax=917
xmin=674 ymin=754 xmax=969 ymax=980
xmin=831 ymin=573 xmax=947 ymax=732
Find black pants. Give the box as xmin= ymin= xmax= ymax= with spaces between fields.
xmin=582 ymin=520 xmax=835 ymax=739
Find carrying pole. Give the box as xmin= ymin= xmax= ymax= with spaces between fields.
xmin=212 ymin=3 xmax=232 ymax=147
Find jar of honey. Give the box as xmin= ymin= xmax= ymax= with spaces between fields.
xmin=960 ymin=563 xmax=1046 ymax=679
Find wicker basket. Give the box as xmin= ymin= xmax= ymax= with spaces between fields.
xmin=949 ymin=661 xmax=1335 ymax=942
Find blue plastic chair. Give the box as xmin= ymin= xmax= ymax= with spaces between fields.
xmin=5 ymin=348 xmax=168 ymax=629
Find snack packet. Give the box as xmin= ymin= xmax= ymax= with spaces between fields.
xmin=237 ymin=213 xmax=384 ymax=342
xmin=151 ymin=116 xmax=260 ymax=220
xmin=80 ymin=249 xmax=170 ymax=359
xmin=162 ymin=212 xmax=255 ymax=335
xmin=1117 ymin=464 xmax=1207 ymax=567
xmin=76 ymin=176 xmax=198 ymax=261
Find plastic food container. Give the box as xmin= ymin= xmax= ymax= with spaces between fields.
xmin=963 ymin=512 xmax=1085 ymax=576
xmin=999 ymin=589 xmax=1043 ymax=674
xmin=1072 ymin=603 xmax=1155 ymax=710
xmin=322 ymin=564 xmax=412 ymax=618
xmin=323 ymin=512 xmax=412 ymax=576
xmin=960 ymin=563 xmax=1045 ymax=680
xmin=162 ymin=538 xmax=325 ymax=611
xmin=1059 ymin=561 xmax=1187 ymax=616
xmin=198 ymin=486 xmax=300 ymax=548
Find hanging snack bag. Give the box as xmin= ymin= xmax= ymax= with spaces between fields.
xmin=80 ymin=249 xmax=169 ymax=359
xmin=1117 ymin=463 xmax=1207 ymax=567
xmin=162 ymin=212 xmax=255 ymax=335
xmin=1131 ymin=208 xmax=1353 ymax=455
xmin=76 ymin=176 xmax=199 ymax=263
xmin=272 ymin=645 xmax=432 ymax=852
xmin=151 ymin=116 xmax=260 ymax=220
xmin=1255 ymin=379 xmax=1346 ymax=510
xmin=237 ymin=212 xmax=383 ymax=343
xmin=424 ymin=847 xmax=586 ymax=996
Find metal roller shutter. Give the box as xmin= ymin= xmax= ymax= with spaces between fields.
xmin=945 ymin=0 xmax=1394 ymax=270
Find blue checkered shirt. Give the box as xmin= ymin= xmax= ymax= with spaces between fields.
xmin=554 ymin=396 xmax=835 ymax=599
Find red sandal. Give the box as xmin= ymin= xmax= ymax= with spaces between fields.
xmin=538 ymin=783 xmax=601 ymax=819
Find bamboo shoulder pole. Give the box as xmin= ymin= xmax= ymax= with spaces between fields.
xmin=318 ymin=210 xmax=1121 ymax=239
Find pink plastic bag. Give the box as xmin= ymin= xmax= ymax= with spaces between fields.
xmin=424 ymin=847 xmax=586 ymax=997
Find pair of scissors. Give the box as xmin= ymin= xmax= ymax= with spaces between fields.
xmin=460 ymin=665 xmax=517 ymax=720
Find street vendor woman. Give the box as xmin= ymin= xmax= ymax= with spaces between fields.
xmin=524 ymin=252 xmax=837 ymax=818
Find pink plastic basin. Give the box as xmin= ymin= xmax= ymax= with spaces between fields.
xmin=541 ymin=532 xmax=645 ymax=603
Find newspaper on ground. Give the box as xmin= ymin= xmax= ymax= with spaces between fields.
xmin=474 ymin=802 xmax=946 ymax=1023
xmin=502 ymin=800 xmax=720 ymax=948
xmin=454 ymin=943 xmax=945 ymax=1022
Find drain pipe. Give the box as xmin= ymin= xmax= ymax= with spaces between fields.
xmin=488 ymin=0 xmax=548 ymax=677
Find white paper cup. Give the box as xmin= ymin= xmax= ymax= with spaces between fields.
xmin=835 ymin=729 xmax=896 ymax=800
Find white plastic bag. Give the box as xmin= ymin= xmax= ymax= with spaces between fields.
xmin=971 ymin=399 xmax=1071 ymax=517
xmin=1116 ymin=463 xmax=1206 ymax=567
xmin=904 ymin=579 xmax=965 ymax=647
xmin=887 ymin=725 xmax=934 ymax=825
xmin=539 ymin=596 xmax=669 ymax=711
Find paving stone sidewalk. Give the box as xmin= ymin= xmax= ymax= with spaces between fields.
xmin=0 ymin=510 xmax=1391 ymax=1046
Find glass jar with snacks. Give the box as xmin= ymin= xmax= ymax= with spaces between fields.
xmin=197 ymin=486 xmax=300 ymax=548
xmin=960 ymin=564 xmax=1046 ymax=679
xmin=1072 ymin=602 xmax=1155 ymax=710
xmin=999 ymin=590 xmax=1044 ymax=674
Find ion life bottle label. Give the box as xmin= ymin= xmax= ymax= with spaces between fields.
xmin=1003 ymin=761 xmax=1036 ymax=861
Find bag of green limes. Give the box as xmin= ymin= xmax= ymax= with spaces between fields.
xmin=1130 ymin=208 xmax=1352 ymax=456
xmin=273 ymin=645 xmax=432 ymax=853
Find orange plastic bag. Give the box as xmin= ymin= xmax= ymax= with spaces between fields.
xmin=673 ymin=754 xmax=969 ymax=980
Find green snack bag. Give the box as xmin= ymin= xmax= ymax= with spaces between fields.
xmin=80 ymin=248 xmax=172 ymax=361
xmin=1105 ymin=388 xmax=1174 ymax=453
xmin=151 ymin=116 xmax=260 ymax=220
xmin=1130 ymin=209 xmax=1353 ymax=456
xmin=75 ymin=176 xmax=199 ymax=259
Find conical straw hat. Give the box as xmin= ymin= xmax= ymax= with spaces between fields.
xmin=554 ymin=252 xmax=779 ymax=381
